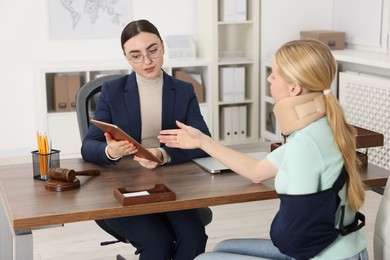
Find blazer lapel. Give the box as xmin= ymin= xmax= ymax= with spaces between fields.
xmin=162 ymin=72 xmax=176 ymax=130
xmin=124 ymin=72 xmax=142 ymax=141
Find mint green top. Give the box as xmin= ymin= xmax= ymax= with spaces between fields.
xmin=267 ymin=117 xmax=367 ymax=259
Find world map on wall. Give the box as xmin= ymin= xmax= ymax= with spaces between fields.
xmin=49 ymin=0 xmax=132 ymax=38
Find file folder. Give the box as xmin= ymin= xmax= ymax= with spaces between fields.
xmin=234 ymin=67 xmax=245 ymax=101
xmin=220 ymin=67 xmax=235 ymax=102
xmin=238 ymin=105 xmax=247 ymax=139
xmin=221 ymin=0 xmax=247 ymax=22
xmin=221 ymin=106 xmax=233 ymax=141
xmin=235 ymin=0 xmax=247 ymax=21
xmin=231 ymin=106 xmax=240 ymax=140
xmin=221 ymin=0 xmax=236 ymax=21
xmin=220 ymin=67 xmax=246 ymax=102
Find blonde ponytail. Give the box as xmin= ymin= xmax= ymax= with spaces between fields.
xmin=324 ymin=94 xmax=365 ymax=210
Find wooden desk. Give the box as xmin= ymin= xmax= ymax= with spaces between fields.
xmin=0 ymin=143 xmax=388 ymax=259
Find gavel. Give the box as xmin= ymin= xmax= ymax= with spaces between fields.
xmin=48 ymin=168 xmax=100 ymax=182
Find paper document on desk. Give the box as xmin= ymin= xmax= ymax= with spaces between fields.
xmin=193 ymin=152 xmax=269 ymax=174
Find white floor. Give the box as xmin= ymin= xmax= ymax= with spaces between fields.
xmin=33 ymin=190 xmax=382 ymax=260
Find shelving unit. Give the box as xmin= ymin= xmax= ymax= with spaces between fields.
xmin=36 ymin=59 xmax=212 ymax=158
xmin=260 ymin=58 xmax=282 ymax=141
xmin=196 ymin=0 xmax=260 ymax=145
xmin=35 ymin=1 xmax=262 ymax=158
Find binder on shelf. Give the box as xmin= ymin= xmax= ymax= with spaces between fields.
xmin=238 ymin=105 xmax=247 ymax=139
xmin=234 ymin=67 xmax=245 ymax=101
xmin=221 ymin=0 xmax=235 ymax=22
xmin=220 ymin=67 xmax=235 ymax=102
xmin=231 ymin=106 xmax=240 ymax=140
xmin=221 ymin=105 xmax=247 ymax=141
xmin=221 ymin=106 xmax=233 ymax=141
xmin=221 ymin=0 xmax=247 ymax=22
xmin=220 ymin=67 xmax=245 ymax=102
xmin=173 ymin=70 xmax=205 ymax=103
xmin=235 ymin=0 xmax=247 ymax=21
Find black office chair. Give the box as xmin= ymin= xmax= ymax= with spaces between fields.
xmin=75 ymin=74 xmax=213 ymax=259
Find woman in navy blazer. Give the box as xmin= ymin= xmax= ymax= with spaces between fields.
xmin=81 ymin=70 xmax=210 ymax=165
xmin=81 ymin=19 xmax=211 ymax=260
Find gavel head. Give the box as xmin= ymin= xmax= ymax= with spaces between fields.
xmin=48 ymin=168 xmax=76 ymax=182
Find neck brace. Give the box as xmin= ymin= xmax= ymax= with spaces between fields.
xmin=273 ymin=92 xmax=326 ymax=136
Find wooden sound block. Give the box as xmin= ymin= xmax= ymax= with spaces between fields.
xmin=45 ymin=178 xmax=80 ymax=192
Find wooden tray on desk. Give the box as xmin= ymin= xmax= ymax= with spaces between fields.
xmin=114 ymin=184 xmax=176 ymax=206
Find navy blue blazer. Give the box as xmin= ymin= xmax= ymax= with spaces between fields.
xmin=81 ymin=71 xmax=211 ymax=165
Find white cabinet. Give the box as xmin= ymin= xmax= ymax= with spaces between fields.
xmin=334 ymin=49 xmax=390 ymax=170
xmin=196 ymin=0 xmax=260 ymax=145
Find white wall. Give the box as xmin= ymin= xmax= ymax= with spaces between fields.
xmin=0 ymin=0 xmax=196 ymax=161
xmin=261 ymin=0 xmax=334 ymax=58
xmin=0 ymin=0 xmax=334 ymax=162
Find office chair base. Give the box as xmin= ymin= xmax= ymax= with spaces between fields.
xmin=116 ymin=254 xmax=127 ymax=260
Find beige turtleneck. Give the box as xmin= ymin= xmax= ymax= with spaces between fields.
xmin=136 ymin=72 xmax=170 ymax=164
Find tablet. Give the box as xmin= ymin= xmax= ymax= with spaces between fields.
xmin=90 ymin=119 xmax=163 ymax=164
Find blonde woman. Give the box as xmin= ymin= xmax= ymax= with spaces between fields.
xmin=159 ymin=39 xmax=367 ymax=260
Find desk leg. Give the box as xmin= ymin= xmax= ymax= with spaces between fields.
xmin=372 ymin=187 xmax=385 ymax=195
xmin=15 ymin=229 xmax=33 ymax=260
xmin=0 ymin=190 xmax=33 ymax=260
xmin=0 ymin=189 xmax=13 ymax=260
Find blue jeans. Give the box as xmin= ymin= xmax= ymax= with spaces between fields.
xmin=194 ymin=238 xmax=368 ymax=260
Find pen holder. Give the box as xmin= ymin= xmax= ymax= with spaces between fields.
xmin=31 ymin=149 xmax=61 ymax=181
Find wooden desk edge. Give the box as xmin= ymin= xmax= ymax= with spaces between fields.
xmin=12 ymin=172 xmax=387 ymax=230
xmin=363 ymin=177 xmax=388 ymax=189
xmin=13 ymin=190 xmax=279 ymax=230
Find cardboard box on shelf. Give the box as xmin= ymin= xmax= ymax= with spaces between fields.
xmin=53 ymin=75 xmax=81 ymax=112
xmin=173 ymin=70 xmax=205 ymax=103
xmin=300 ymin=30 xmax=345 ymax=50
xmin=53 ymin=75 xmax=68 ymax=112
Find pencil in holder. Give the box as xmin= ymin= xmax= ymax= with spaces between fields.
xmin=31 ymin=149 xmax=61 ymax=180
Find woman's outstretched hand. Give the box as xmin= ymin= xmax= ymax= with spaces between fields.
xmin=158 ymin=121 xmax=203 ymax=149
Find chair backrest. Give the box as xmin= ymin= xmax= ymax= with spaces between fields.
xmin=76 ymin=74 xmax=123 ymax=141
xmin=374 ymin=179 xmax=390 ymax=260
xmin=76 ymin=74 xmax=129 ymax=245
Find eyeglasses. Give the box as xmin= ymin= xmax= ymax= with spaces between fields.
xmin=126 ymin=46 xmax=163 ymax=63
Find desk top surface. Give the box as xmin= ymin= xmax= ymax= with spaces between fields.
xmin=0 ymin=143 xmax=388 ymax=230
